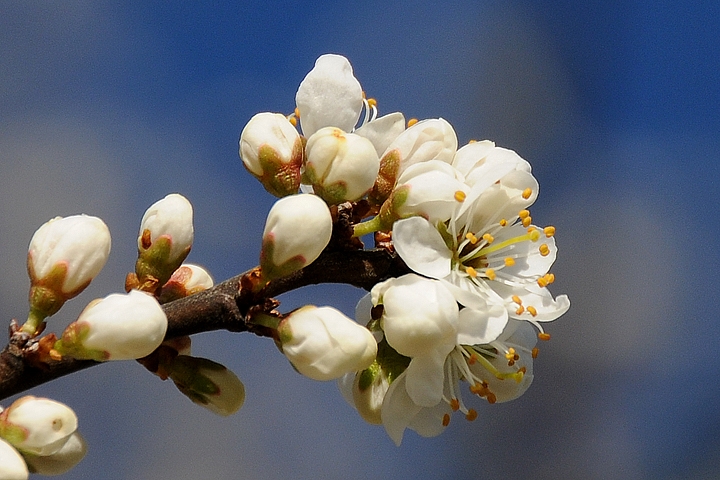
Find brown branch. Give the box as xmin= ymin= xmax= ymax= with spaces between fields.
xmin=0 ymin=248 xmax=406 ymax=401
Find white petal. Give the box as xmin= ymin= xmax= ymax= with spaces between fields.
xmin=493 ymin=283 xmax=571 ymax=322
xmin=295 ymin=54 xmax=363 ymax=136
xmin=403 ymin=350 xmax=448 ymax=407
xmin=457 ymin=303 xmax=508 ymax=345
xmin=381 ymin=372 xmax=424 ymax=446
xmin=486 ymin=224 xmax=557 ymax=278
xmin=354 ymin=112 xmax=406 ymax=156
xmin=393 ymin=217 xmax=452 ymax=279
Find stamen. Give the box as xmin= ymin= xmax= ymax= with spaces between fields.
xmin=518 ymin=209 xmax=530 ymax=219
xmin=512 ymin=295 xmax=522 ymax=305
xmin=515 ymin=305 xmax=525 ymax=315
xmin=455 ymin=190 xmax=467 ymax=202
xmin=407 ymin=118 xmax=419 ymax=127
xmin=484 ymin=268 xmax=496 ymax=280
xmin=538 ymin=332 xmax=551 ymax=341
xmin=544 ymin=226 xmax=556 ymax=237
xmin=539 ymin=244 xmax=550 ymax=256
xmin=294 ymin=107 xmax=301 ymax=118
xmin=466 ymin=266 xmax=478 ymax=278
xmin=522 ymin=216 xmax=532 ymax=227
xmin=450 ymin=398 xmax=460 ymax=411
xmin=499 ymin=219 xmax=508 ymax=227
xmin=482 ymin=233 xmax=494 ymax=244
xmin=466 ymin=409 xmax=478 ymax=421
xmin=442 ymin=414 xmax=451 ymax=427
xmin=532 ymin=347 xmax=539 ymax=358
xmin=288 ymin=116 xmax=298 ymax=127
xmin=504 ymin=257 xmax=515 ymax=267
xmin=528 ymin=229 xmax=541 ymax=242
xmin=465 ymin=232 xmax=479 ymax=244
xmin=367 ymin=98 xmax=377 ymax=108
xmin=522 ymin=188 xmax=533 ymax=199
xmin=526 ymin=306 xmax=538 ymax=317
xmin=468 ymin=139 xmax=477 ymax=144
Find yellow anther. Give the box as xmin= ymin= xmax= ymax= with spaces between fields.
xmin=528 ymin=229 xmax=541 ymax=242
xmin=537 ymin=277 xmax=548 ymax=288
xmin=442 ymin=414 xmax=451 ymax=427
xmin=539 ymin=244 xmax=550 ymax=256
xmin=504 ymin=257 xmax=515 ymax=267
xmin=407 ymin=118 xmax=419 ymax=127
xmin=505 ymin=348 xmax=516 ymax=360
xmin=467 ymin=353 xmax=478 ymax=365
xmin=512 ymin=295 xmax=522 ymax=305
xmin=544 ymin=226 xmax=556 ymax=237
xmin=367 ymin=97 xmax=377 ymax=108
xmin=522 ymin=187 xmax=533 ymax=199
xmin=515 ymin=305 xmax=525 ymax=315
xmin=454 ymin=190 xmax=467 ymax=202
xmin=482 ymin=233 xmax=494 ymax=244
xmin=532 ymin=347 xmax=539 ymax=359
xmin=465 ymin=232 xmax=479 ymax=244
xmin=468 ymin=139 xmax=477 ymax=144
xmin=450 ymin=398 xmax=460 ymax=411
xmin=465 ymin=266 xmax=478 ymax=278
xmin=527 ymin=306 xmax=538 ymax=317
xmin=485 ymin=268 xmax=496 ymax=281
xmin=486 ymin=392 xmax=497 ymax=404
xmin=466 ymin=409 xmax=478 ymax=421
xmin=499 ymin=219 xmax=508 ymax=227
xmin=288 ymin=116 xmax=298 ymax=127
xmin=518 ymin=209 xmax=530 ymax=219
xmin=546 ymin=273 xmax=555 ymax=284
xmin=294 ymin=107 xmax=301 ymax=117
xmin=538 ymin=332 xmax=551 ymax=341
xmin=522 ymin=216 xmax=532 ymax=227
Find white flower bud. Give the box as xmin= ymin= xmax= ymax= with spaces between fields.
xmin=278 ymin=306 xmax=377 ymax=381
xmin=136 ymin=193 xmax=194 ymax=287
xmin=0 ymin=396 xmax=77 ymax=457
xmin=295 ymin=54 xmax=363 ymax=137
xmin=0 ymin=438 xmax=29 ymax=480
xmin=27 ymin=215 xmax=111 ymax=317
xmin=239 ymin=112 xmax=304 ymax=197
xmin=56 ymin=290 xmax=168 ymax=361
xmin=259 ymin=194 xmax=332 ymax=282
xmin=169 ymin=356 xmax=245 ymax=417
xmin=371 ymin=118 xmax=458 ymax=204
xmin=158 ymin=263 xmax=214 ymax=303
xmin=304 ymin=127 xmax=380 ymax=204
xmin=23 ymin=431 xmax=87 ymax=476
xmin=371 ymin=274 xmax=458 ymax=358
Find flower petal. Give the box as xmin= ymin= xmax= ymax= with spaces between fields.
xmin=457 ymin=302 xmax=508 ymax=345
xmin=404 ymin=350 xmax=448 ymax=407
xmin=393 ymin=217 xmax=452 ymax=279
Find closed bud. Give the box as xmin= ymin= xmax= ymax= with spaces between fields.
xmin=295 ymin=54 xmax=363 ymax=137
xmin=259 ymin=194 xmax=332 ymax=283
xmin=0 ymin=438 xmax=28 ymax=480
xmin=239 ymin=112 xmax=304 ymax=197
xmin=0 ymin=396 xmax=77 ymax=457
xmin=304 ymin=127 xmax=380 ymax=204
xmin=158 ymin=263 xmax=214 ymax=303
xmin=55 ymin=290 xmax=168 ymax=361
xmin=26 ymin=215 xmax=111 ymax=330
xmin=278 ymin=306 xmax=377 ymax=381
xmin=24 ymin=431 xmax=87 ymax=476
xmin=169 ymin=356 xmax=245 ymax=416
xmin=136 ymin=194 xmax=194 ymax=290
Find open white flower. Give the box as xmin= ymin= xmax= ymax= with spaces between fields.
xmin=393 ymin=145 xmax=569 ymax=331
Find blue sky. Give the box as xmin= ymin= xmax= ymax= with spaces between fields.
xmin=1 ymin=2 xmax=719 ymax=479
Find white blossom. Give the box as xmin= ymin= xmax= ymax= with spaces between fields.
xmin=278 ymin=306 xmax=377 ymax=381
xmin=138 ymin=193 xmax=194 ymax=266
xmin=158 ymin=263 xmax=214 ymax=303
xmin=56 ymin=290 xmax=168 ymax=361
xmin=0 ymin=396 xmax=77 ymax=457
xmin=0 ymin=438 xmax=28 ymax=480
xmin=304 ymin=127 xmax=380 ymax=204
xmin=23 ymin=431 xmax=87 ymax=476
xmin=259 ymin=194 xmax=332 ymax=282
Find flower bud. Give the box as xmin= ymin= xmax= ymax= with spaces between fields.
xmin=27 ymin=215 xmax=111 ymax=320
xmin=239 ymin=112 xmax=304 ymax=197
xmin=278 ymin=306 xmax=377 ymax=381
xmin=136 ymin=194 xmax=194 ymax=290
xmin=295 ymin=54 xmax=363 ymax=137
xmin=56 ymin=290 xmax=168 ymax=361
xmin=259 ymin=194 xmax=332 ymax=282
xmin=304 ymin=127 xmax=380 ymax=204
xmin=168 ymin=356 xmax=245 ymax=416
xmin=0 ymin=396 xmax=77 ymax=457
xmin=0 ymin=438 xmax=29 ymax=480
xmin=370 ymin=118 xmax=457 ymax=204
xmin=23 ymin=431 xmax=87 ymax=476
xmin=158 ymin=263 xmax=214 ymax=303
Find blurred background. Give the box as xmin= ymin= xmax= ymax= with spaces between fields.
xmin=1 ymin=1 xmax=718 ymax=478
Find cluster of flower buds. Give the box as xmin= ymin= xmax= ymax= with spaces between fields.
xmin=239 ymin=54 xmax=570 ymax=445
xmin=0 ymin=396 xmax=86 ymax=478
